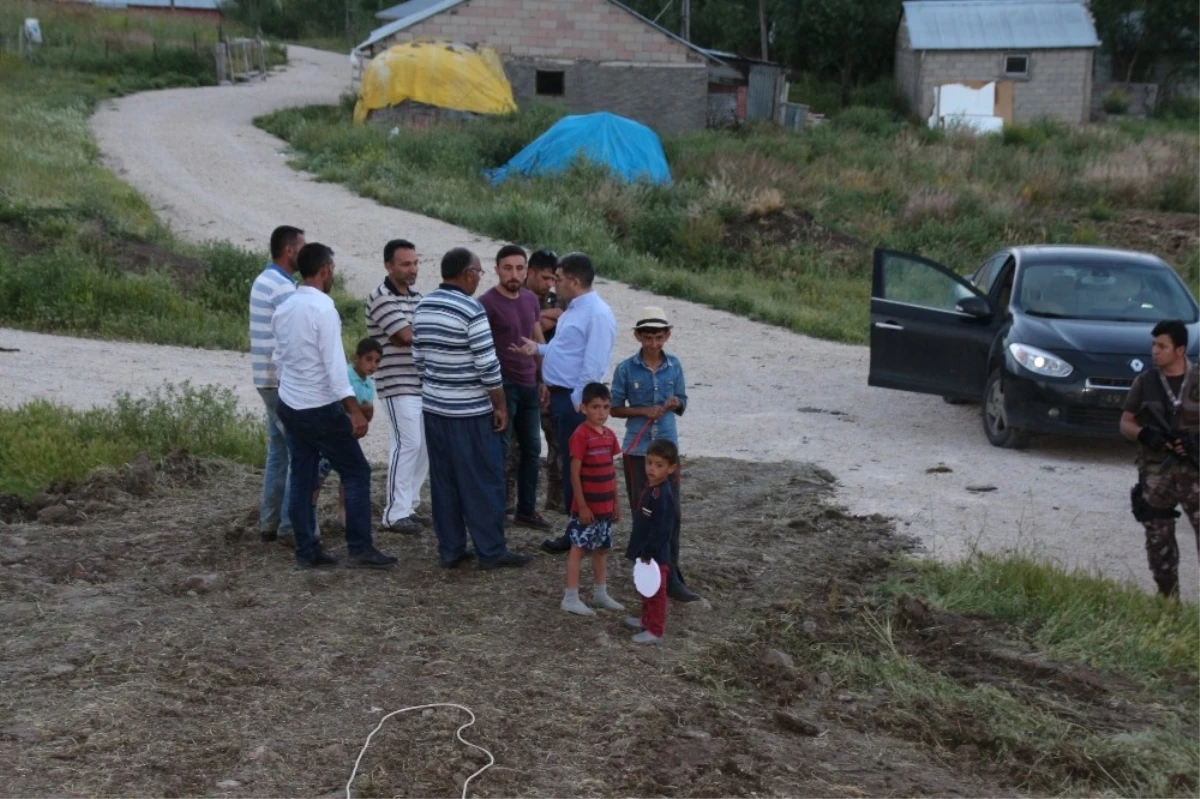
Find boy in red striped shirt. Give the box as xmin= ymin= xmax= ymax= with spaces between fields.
xmin=561 ymin=383 xmax=626 ymax=616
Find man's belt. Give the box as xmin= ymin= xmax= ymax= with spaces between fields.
xmin=546 ymin=385 xmax=571 ymax=394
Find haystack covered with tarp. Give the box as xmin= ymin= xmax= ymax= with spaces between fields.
xmin=353 ymin=40 xmax=517 ymax=124
xmin=488 ymin=112 xmax=671 ymax=185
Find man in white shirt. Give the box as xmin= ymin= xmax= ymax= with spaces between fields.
xmin=273 ymin=243 xmax=397 ymax=570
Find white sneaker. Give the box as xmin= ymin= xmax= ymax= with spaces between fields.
xmin=593 ymin=593 xmax=626 ymax=612
xmin=631 ymin=630 xmax=662 ymax=644
xmin=561 ymin=596 xmax=595 ymax=616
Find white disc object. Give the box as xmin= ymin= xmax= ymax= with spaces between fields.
xmin=633 ymin=558 xmax=662 ymax=598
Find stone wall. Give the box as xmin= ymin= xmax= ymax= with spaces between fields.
xmin=505 ymin=57 xmax=707 ymax=134
xmin=917 ymin=48 xmax=1094 ymax=123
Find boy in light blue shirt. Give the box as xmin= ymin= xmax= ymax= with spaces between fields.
xmin=610 ymin=306 xmax=700 ymax=603
xmin=315 ymin=338 xmax=383 ymax=526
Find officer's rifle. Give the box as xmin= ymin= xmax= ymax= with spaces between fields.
xmin=1138 ymin=405 xmax=1200 ymax=471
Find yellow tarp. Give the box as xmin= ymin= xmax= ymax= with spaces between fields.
xmin=353 ymin=41 xmax=517 ymax=123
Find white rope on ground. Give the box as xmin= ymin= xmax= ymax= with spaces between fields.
xmin=345 ymin=703 xmax=494 ymax=799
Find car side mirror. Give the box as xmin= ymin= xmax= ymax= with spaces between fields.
xmin=956 ymin=296 xmax=993 ymax=318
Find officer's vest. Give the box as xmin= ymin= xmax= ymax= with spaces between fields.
xmin=1136 ymin=361 xmax=1200 ymax=472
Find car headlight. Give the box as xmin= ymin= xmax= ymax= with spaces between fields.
xmin=1008 ymin=343 xmax=1074 ymax=378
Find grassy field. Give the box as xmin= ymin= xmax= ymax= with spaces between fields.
xmin=257 ymin=101 xmax=1198 ymax=345
xmin=0 ymin=384 xmax=262 ymax=498
xmin=0 ymin=2 xmax=359 ymax=350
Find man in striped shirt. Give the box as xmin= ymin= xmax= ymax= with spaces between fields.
xmin=412 ymin=248 xmax=532 ymax=571
xmin=366 ymin=239 xmax=429 ymax=534
xmin=249 ymin=225 xmax=303 ymax=543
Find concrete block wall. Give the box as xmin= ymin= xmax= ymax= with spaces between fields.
xmin=374 ymin=0 xmax=704 ymax=64
xmin=506 ymin=57 xmax=707 ymax=133
xmin=917 ymin=48 xmax=1094 ymax=123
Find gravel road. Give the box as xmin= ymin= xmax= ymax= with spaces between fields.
xmin=3 ymin=45 xmax=1192 ymax=596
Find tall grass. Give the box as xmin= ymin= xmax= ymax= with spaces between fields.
xmin=0 ymin=4 xmax=355 ymax=351
xmin=898 ymin=551 xmax=1199 ymax=681
xmin=0 ymin=383 xmax=263 ymax=498
xmin=258 ymin=102 xmax=1199 ymax=345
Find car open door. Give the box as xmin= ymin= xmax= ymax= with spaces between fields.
xmin=869 ymin=249 xmax=999 ymax=398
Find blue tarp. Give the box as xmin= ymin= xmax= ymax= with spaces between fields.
xmin=488 ymin=112 xmax=671 ymax=185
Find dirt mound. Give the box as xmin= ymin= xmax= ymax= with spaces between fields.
xmin=1096 ymin=211 xmax=1199 ymax=262
xmin=0 ymin=449 xmax=209 ymax=525
xmin=723 ymin=208 xmax=862 ymax=253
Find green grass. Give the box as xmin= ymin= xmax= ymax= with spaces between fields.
xmin=257 ymin=101 xmax=1198 ymax=345
xmin=899 ymin=552 xmax=1199 ymax=683
xmin=0 ymin=383 xmax=263 ymax=498
xmin=0 ymin=2 xmax=365 ymax=349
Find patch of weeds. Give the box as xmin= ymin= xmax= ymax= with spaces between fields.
xmin=0 ymin=383 xmax=264 ymax=498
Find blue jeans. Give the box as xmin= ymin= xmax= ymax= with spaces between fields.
xmin=549 ymin=390 xmax=585 ymax=513
xmin=424 ymin=411 xmax=510 ymax=565
xmin=276 ymin=400 xmax=374 ymax=564
xmin=256 ymin=388 xmax=292 ymax=535
xmin=501 ymin=382 xmax=542 ymax=517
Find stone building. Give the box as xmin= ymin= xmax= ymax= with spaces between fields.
xmin=895 ymin=0 xmax=1100 ymax=125
xmin=358 ymin=0 xmax=737 ymax=134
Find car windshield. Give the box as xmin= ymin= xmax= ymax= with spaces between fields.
xmin=1018 ymin=262 xmax=1198 ymax=322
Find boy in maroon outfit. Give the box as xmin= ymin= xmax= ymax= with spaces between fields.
xmin=624 ymin=439 xmax=679 ymax=643
xmin=560 ymin=383 xmax=626 ymax=616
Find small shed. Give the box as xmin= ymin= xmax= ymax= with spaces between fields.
xmin=895 ymin=0 xmax=1100 ymax=125
xmin=698 ymin=48 xmax=786 ymax=126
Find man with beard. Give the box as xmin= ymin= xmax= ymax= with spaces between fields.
xmin=273 ymin=243 xmax=397 ymax=570
xmin=366 ymin=239 xmax=429 ymax=534
xmin=481 ymin=245 xmax=552 ymax=532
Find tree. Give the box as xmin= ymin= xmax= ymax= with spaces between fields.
xmin=1091 ymin=0 xmax=1199 ymax=86
xmin=774 ymin=0 xmax=901 ymax=100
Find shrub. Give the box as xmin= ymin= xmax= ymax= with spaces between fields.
xmin=0 ymin=383 xmax=263 ymax=498
xmin=832 ymin=106 xmax=902 ymax=136
xmin=1103 ymin=89 xmax=1131 ymax=115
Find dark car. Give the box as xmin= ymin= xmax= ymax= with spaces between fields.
xmin=868 ymin=246 xmax=1200 ymax=448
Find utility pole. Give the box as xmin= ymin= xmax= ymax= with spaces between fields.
xmin=680 ymin=0 xmax=691 ymax=42
xmin=758 ymin=0 xmax=768 ymax=61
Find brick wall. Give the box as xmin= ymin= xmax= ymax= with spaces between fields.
xmin=374 ymin=0 xmax=703 ymax=64
xmin=894 ymin=18 xmax=920 ymax=115
xmin=506 ymin=57 xmax=707 ymax=133
xmin=917 ymin=48 xmax=1094 ymax=123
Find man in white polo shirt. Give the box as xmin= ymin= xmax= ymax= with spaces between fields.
xmin=273 ymin=243 xmax=398 ymax=571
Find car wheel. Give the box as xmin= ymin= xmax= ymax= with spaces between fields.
xmin=983 ymin=369 xmax=1029 ymax=449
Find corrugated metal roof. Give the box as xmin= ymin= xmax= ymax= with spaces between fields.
xmin=903 ymin=0 xmax=1100 ymax=50
xmin=87 ymin=0 xmax=222 ymax=8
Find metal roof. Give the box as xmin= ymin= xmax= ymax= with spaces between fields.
xmin=89 ymin=0 xmax=222 ymax=8
xmin=903 ymin=0 xmax=1100 ymax=50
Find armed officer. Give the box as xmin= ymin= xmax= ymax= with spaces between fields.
xmin=1119 ymin=319 xmax=1199 ymax=597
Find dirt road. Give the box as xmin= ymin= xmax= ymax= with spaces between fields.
xmin=2 ymin=45 xmax=1190 ymax=595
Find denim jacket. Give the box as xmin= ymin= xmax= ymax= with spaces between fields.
xmin=610 ymin=351 xmax=687 ymax=456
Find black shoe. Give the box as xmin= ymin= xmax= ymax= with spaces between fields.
xmin=477 ymin=551 xmax=533 ymax=570
xmin=667 ymin=581 xmax=701 ymax=602
xmin=410 ymin=513 xmax=432 ymax=527
xmin=294 ymin=548 xmax=339 ymax=570
xmin=261 ymin=529 xmax=278 ymax=542
xmin=381 ymin=517 xmax=423 ymax=535
xmin=540 ymin=535 xmax=571 ymax=554
xmin=441 ymin=551 xmax=476 ymax=569
xmin=514 ymin=512 xmax=553 ymax=532
xmin=346 ymin=547 xmax=399 ymax=569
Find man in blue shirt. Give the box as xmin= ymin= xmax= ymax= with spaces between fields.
xmin=512 ymin=252 xmax=616 ymax=554
xmin=611 ymin=307 xmax=700 ymax=602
